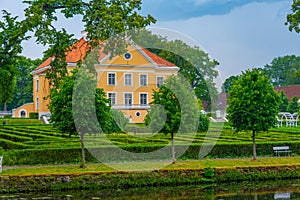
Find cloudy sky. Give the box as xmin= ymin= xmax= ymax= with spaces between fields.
xmin=1 ymin=0 xmax=300 ymax=84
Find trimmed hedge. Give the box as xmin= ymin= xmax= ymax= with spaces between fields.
xmin=0 ymin=138 xmax=29 ymax=150
xmin=2 ymin=141 xmax=300 ymax=165
xmin=0 ymin=132 xmax=33 ymax=142
xmin=29 ymin=112 xmax=39 ymax=119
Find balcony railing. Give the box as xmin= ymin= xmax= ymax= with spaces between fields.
xmin=112 ymin=104 xmax=150 ymax=110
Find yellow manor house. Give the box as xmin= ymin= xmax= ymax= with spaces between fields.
xmin=13 ymin=37 xmax=179 ymax=123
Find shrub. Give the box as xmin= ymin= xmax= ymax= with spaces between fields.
xmin=198 ymin=114 xmax=209 ymax=132
xmin=29 ymin=112 xmax=39 ymax=119
xmin=3 ymin=115 xmax=12 ymax=119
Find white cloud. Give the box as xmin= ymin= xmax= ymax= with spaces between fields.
xmin=154 ymin=0 xmax=300 ymax=83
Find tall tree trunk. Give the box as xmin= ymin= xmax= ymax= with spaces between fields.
xmin=80 ymin=133 xmax=86 ymax=168
xmin=252 ymin=130 xmax=257 ymax=160
xmin=171 ymin=132 xmax=175 ymax=164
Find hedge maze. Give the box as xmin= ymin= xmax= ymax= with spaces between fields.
xmin=0 ymin=120 xmax=299 ymax=165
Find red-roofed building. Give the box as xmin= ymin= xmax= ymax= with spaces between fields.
xmin=274 ymin=84 xmax=300 ymax=102
xmin=217 ymin=84 xmax=300 ymax=114
xmin=13 ymin=38 xmax=179 ymax=122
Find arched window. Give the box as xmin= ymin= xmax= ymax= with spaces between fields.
xmin=20 ymin=110 xmax=27 ymax=118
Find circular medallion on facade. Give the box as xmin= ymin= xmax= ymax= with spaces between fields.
xmin=124 ymin=52 xmax=132 ymax=60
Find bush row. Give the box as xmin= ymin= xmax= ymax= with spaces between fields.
xmin=2 ymin=141 xmax=300 ymax=165
xmin=0 ymin=128 xmax=64 ymax=142
xmin=0 ymin=138 xmax=29 ymax=150
xmin=0 ymin=132 xmax=32 ymax=143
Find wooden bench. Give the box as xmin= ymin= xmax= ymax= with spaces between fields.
xmin=273 ymin=146 xmax=291 ymax=157
xmin=0 ymin=156 xmax=2 ymax=173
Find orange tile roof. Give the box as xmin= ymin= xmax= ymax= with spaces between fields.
xmin=140 ymin=47 xmax=176 ymax=67
xmin=34 ymin=38 xmax=176 ymax=73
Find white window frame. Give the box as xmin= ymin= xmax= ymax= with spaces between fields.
xmin=124 ymin=92 xmax=133 ymax=107
xmin=107 ymin=92 xmax=116 ymax=106
xmin=156 ymin=76 xmax=164 ymax=88
xmin=107 ymin=72 xmax=116 ymax=86
xmin=140 ymin=74 xmax=148 ymax=86
xmin=124 ymin=73 xmax=132 ymax=86
xmin=139 ymin=93 xmax=148 ymax=105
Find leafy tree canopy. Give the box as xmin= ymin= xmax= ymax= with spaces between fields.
xmin=262 ymin=55 xmax=300 ymax=87
xmin=286 ymin=0 xmax=300 ymax=33
xmin=132 ymin=30 xmax=219 ymax=110
xmin=2 ymin=56 xmax=42 ymax=111
xmin=227 ymin=69 xmax=280 ymax=132
xmin=145 ymin=75 xmax=199 ymax=162
xmin=278 ymin=90 xmax=289 ymax=112
xmin=23 ymin=0 xmax=156 ymax=88
xmin=49 ymin=69 xmax=123 ymax=135
xmin=221 ymin=75 xmax=239 ymax=93
xmin=226 ymin=69 xmax=280 ymax=160
xmin=287 ymin=96 xmax=299 ymax=114
xmin=0 ymin=10 xmax=29 ymax=108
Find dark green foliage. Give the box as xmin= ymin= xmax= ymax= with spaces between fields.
xmin=23 ymin=0 xmax=156 ymax=89
xmin=227 ymin=69 xmax=281 ymax=160
xmin=29 ymin=112 xmax=39 ymax=119
xmin=279 ymin=90 xmax=289 ymax=112
xmin=146 ymin=75 xmax=199 ymax=134
xmin=3 ymin=115 xmax=12 ymax=119
xmin=49 ymin=69 xmax=122 ymax=135
xmin=197 ymin=114 xmax=209 ymax=132
xmin=133 ymin=30 xmax=219 ymax=110
xmin=111 ymin=109 xmax=128 ymax=132
xmin=262 ymin=55 xmax=300 ymax=87
xmin=0 ymin=138 xmax=29 ymax=150
xmin=286 ymin=0 xmax=300 ymax=33
xmin=221 ymin=75 xmax=239 ymax=93
xmin=0 ymin=11 xmax=29 ymax=108
xmin=4 ymin=57 xmax=42 ymax=111
xmin=227 ymin=69 xmax=280 ymax=133
xmin=287 ymin=96 xmax=299 ymax=113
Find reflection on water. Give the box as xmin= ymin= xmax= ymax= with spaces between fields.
xmin=2 ymin=179 xmax=300 ymax=199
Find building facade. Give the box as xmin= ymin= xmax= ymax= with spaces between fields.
xmin=13 ymin=38 xmax=179 ymax=123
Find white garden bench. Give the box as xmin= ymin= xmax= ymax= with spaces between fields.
xmin=273 ymin=146 xmax=291 ymax=157
xmin=0 ymin=156 xmax=2 ymax=173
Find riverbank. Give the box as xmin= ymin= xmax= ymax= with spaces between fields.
xmin=1 ymin=157 xmax=300 ymax=193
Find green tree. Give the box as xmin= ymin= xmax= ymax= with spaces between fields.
xmin=278 ymin=90 xmax=289 ymax=112
xmin=133 ymin=30 xmax=219 ymax=110
xmin=286 ymin=0 xmax=300 ymax=33
xmin=49 ymin=69 xmax=122 ymax=167
xmin=0 ymin=11 xmax=29 ymax=110
xmin=22 ymin=1 xmax=155 ymax=167
xmin=221 ymin=75 xmax=239 ymax=93
xmin=23 ymin=0 xmax=156 ymax=88
xmin=145 ymin=75 xmax=199 ymax=163
xmin=4 ymin=57 xmax=42 ymax=111
xmin=287 ymin=96 xmax=299 ymax=114
xmin=226 ymin=69 xmax=280 ymax=160
xmin=262 ymin=55 xmax=300 ymax=87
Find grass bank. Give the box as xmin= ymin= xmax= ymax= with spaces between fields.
xmin=1 ymin=157 xmax=300 ymax=193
